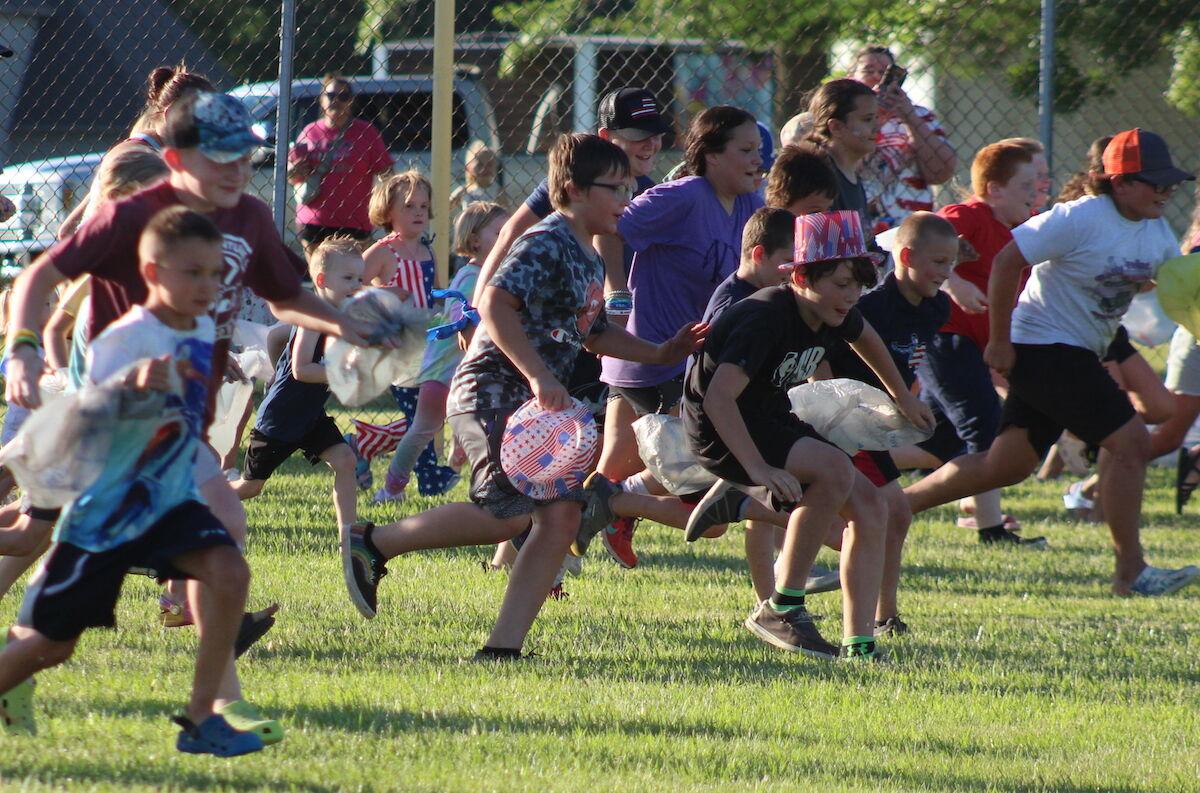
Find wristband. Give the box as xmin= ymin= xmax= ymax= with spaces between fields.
xmin=22 ymin=505 xmax=61 ymax=522
xmin=2 ymin=329 xmax=42 ymax=375
xmin=604 ymin=290 xmax=633 ymax=317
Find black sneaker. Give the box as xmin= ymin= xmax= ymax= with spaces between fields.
xmin=343 ymin=521 xmax=387 ymax=619
xmin=743 ymin=601 xmax=838 ymax=659
xmin=874 ymin=615 xmax=908 ymax=637
xmin=978 ymin=527 xmax=1048 ymax=549
xmin=473 ymin=646 xmax=528 ymax=662
xmin=684 ymin=479 xmax=748 ymax=542
xmin=571 ymin=472 xmax=618 ymax=556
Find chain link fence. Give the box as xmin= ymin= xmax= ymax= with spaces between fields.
xmin=1 ymin=0 xmax=1199 ymax=452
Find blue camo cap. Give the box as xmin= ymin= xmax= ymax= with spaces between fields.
xmin=166 ymin=91 xmax=265 ymax=163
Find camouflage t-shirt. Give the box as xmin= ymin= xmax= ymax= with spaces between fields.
xmin=448 ymin=213 xmax=607 ymax=416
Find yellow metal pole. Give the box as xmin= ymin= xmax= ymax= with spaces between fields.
xmin=431 ymin=0 xmax=455 ymax=288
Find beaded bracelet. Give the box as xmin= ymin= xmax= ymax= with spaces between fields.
xmin=605 ymin=290 xmax=633 ymax=317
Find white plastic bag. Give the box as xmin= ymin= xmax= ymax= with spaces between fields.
xmin=787 ymin=378 xmax=932 ymax=455
xmin=631 ymin=414 xmax=717 ymax=496
xmin=0 ymin=366 xmax=171 ymax=507
xmin=325 ymin=288 xmax=432 ymax=406
xmin=1122 ymin=291 xmax=1176 ymax=348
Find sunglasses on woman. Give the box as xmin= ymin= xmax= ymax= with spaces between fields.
xmin=323 ymin=90 xmax=353 ymax=102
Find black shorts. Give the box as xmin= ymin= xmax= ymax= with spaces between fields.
xmin=609 ymin=375 xmax=685 ymax=418
xmin=447 ymin=409 xmax=586 ymax=520
xmin=916 ymin=409 xmax=967 ymax=465
xmin=18 ymin=501 xmax=236 ymax=642
xmin=696 ymin=412 xmax=830 ymax=488
xmin=1102 ymin=325 xmax=1136 ymax=364
xmin=297 ymin=224 xmax=371 ymax=247
xmin=568 ymin=350 xmax=608 ymax=427
xmin=852 ymin=449 xmax=900 ymax=487
xmin=1001 ymin=343 xmax=1137 ymax=459
xmin=243 ymin=417 xmax=345 ymax=482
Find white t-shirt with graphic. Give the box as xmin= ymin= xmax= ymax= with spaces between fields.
xmin=1010 ymin=194 xmax=1179 ymax=355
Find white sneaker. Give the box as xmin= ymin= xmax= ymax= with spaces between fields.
xmin=1130 ymin=564 xmax=1200 ymax=596
xmin=1063 ymin=481 xmax=1095 ymax=511
xmin=372 ymin=486 xmax=406 ymax=505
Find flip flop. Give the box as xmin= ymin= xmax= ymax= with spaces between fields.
xmin=234 ymin=605 xmax=280 ymax=658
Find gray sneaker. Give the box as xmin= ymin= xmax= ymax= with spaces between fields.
xmin=685 ymin=479 xmax=748 ymax=542
xmin=1130 ymin=564 xmax=1200 ymax=596
xmin=744 ymin=600 xmax=838 ymax=659
xmin=571 ymin=473 xmax=618 ymax=557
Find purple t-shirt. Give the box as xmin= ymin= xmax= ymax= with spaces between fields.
xmin=603 ymin=176 xmax=763 ymax=387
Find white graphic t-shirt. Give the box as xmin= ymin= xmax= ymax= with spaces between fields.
xmin=1010 ymin=194 xmax=1180 ymax=355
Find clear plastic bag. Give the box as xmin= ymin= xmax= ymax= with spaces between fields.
xmin=1123 ymin=291 xmax=1176 ymax=347
xmin=325 ymin=288 xmax=433 ymax=406
xmin=0 ymin=365 xmax=171 ymax=507
xmin=787 ymin=378 xmax=933 ymax=456
xmin=631 ymin=414 xmax=717 ymax=496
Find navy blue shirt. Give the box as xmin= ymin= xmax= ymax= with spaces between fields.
xmin=827 ymin=273 xmax=950 ymax=390
xmin=524 ymin=174 xmax=655 ymax=275
xmin=255 ymin=326 xmax=331 ymax=442
xmin=701 ymin=272 xmax=759 ymax=326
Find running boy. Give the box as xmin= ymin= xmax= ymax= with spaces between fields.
xmin=824 ymin=211 xmax=958 ymax=635
xmin=0 ymin=208 xmax=262 ymax=755
xmin=342 ymin=134 xmax=704 ymax=656
xmin=231 ymin=236 xmax=364 ymax=542
xmin=905 ymin=129 xmax=1200 ymax=596
xmin=682 ymin=209 xmax=933 ymax=660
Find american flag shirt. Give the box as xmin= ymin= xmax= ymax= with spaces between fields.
xmin=380 ymin=234 xmax=435 ymax=308
xmin=861 ymin=104 xmax=947 ymax=233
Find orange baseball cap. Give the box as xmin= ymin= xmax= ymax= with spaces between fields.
xmin=1102 ymin=129 xmax=1194 ymax=187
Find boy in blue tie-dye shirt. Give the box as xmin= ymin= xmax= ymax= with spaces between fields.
xmin=0 ymin=207 xmax=264 ymax=756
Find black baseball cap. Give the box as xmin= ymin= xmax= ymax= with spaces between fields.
xmin=598 ymin=87 xmax=670 ymax=140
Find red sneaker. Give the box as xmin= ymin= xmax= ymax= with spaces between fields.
xmin=602 ymin=517 xmax=639 ymax=569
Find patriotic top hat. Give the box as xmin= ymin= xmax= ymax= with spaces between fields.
xmin=500 ymin=397 xmax=598 ymax=501
xmin=779 ymin=209 xmax=885 ymax=271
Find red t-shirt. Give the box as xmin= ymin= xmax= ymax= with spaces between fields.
xmin=46 ymin=181 xmax=305 ymax=422
xmin=292 ymin=118 xmax=393 ymax=231
xmin=937 ymin=198 xmax=1026 ymax=350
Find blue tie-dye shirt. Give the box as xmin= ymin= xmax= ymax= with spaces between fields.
xmin=54 ymin=306 xmax=214 ymax=552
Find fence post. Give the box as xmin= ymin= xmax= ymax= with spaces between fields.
xmin=1038 ymin=0 xmax=1055 ymax=172
xmin=273 ymin=0 xmax=297 ymax=237
xmin=432 ymin=0 xmax=455 ymax=288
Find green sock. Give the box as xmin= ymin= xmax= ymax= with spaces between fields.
xmin=768 ymin=585 xmax=806 ymax=613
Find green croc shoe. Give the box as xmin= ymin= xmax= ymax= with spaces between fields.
xmin=218 ymin=700 xmax=284 ymax=745
xmin=1 ymin=677 xmax=36 ymax=736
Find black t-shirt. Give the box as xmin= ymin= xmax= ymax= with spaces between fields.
xmin=827 ymin=273 xmax=950 ymax=390
xmin=683 ymin=284 xmax=864 ymax=457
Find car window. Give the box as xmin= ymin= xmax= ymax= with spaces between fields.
xmin=354 ymin=91 xmax=470 ymax=152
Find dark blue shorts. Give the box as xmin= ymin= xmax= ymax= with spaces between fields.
xmin=917 ymin=332 xmax=1002 ymax=455
xmin=18 ymin=501 xmax=236 ymax=642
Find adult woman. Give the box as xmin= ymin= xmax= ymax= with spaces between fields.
xmin=58 ymin=65 xmax=213 ymax=238
xmin=288 ymin=75 xmax=393 ymax=253
xmin=850 ymin=46 xmax=957 ymax=232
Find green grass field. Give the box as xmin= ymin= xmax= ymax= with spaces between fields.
xmin=2 ymin=456 xmax=1198 ymax=792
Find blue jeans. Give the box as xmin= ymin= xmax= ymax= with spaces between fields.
xmin=917 ymin=332 xmax=1002 ymax=456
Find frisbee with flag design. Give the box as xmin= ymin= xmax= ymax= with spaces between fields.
xmin=500 ymin=397 xmax=598 ymax=500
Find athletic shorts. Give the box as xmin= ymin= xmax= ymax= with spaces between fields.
xmin=1165 ymin=326 xmax=1200 ymax=397
xmin=852 ymin=449 xmax=900 ymax=487
xmin=609 ymin=375 xmax=685 ymax=418
xmin=695 ymin=411 xmax=831 ymax=489
xmin=1001 ymin=343 xmax=1136 ymax=459
xmin=915 ymin=409 xmax=966 ymax=465
xmin=18 ymin=501 xmax=236 ymax=642
xmin=448 ymin=409 xmax=586 ymax=520
xmin=1102 ymin=325 xmax=1137 ymax=365
xmin=243 ymin=417 xmax=345 ymax=482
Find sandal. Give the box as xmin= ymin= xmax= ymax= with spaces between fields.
xmin=1175 ymin=447 xmax=1200 ymax=515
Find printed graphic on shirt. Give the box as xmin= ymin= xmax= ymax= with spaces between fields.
xmin=213 ymin=234 xmax=254 ymax=342
xmin=1090 ymin=258 xmax=1155 ymax=320
xmin=772 ymin=347 xmax=826 ymax=388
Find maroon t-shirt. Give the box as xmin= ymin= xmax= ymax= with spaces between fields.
xmin=46 ymin=181 xmax=305 ymax=422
